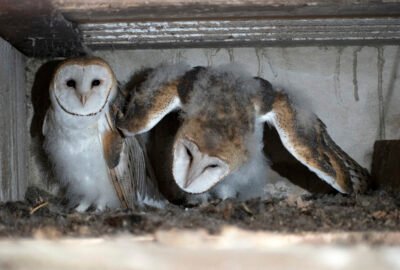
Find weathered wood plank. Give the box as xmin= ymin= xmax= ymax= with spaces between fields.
xmin=0 ymin=38 xmax=27 ymax=201
xmin=79 ymin=17 xmax=400 ymax=50
xmin=55 ymin=0 xmax=400 ymax=22
xmin=0 ymin=230 xmax=400 ymax=270
xmin=371 ymin=140 xmax=400 ymax=192
xmin=1 ymin=0 xmax=400 ymax=56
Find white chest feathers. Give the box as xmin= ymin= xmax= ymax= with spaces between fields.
xmin=43 ymin=111 xmax=119 ymax=211
xmin=43 ymin=57 xmax=123 ymax=211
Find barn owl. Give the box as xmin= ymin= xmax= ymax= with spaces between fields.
xmin=43 ymin=57 xmax=163 ymax=211
xmin=117 ymin=63 xmax=369 ymax=202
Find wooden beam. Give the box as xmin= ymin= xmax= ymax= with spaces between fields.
xmin=55 ymin=0 xmax=400 ymax=22
xmin=79 ymin=17 xmax=400 ymax=50
xmin=0 ymin=230 xmax=400 ymax=269
xmin=0 ymin=0 xmax=85 ymax=57
xmin=1 ymin=0 xmax=400 ymax=57
xmin=371 ymin=140 xmax=400 ymax=192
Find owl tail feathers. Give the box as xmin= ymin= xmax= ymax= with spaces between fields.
xmin=262 ymin=92 xmax=370 ymax=194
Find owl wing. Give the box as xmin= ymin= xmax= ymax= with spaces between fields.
xmin=103 ymin=129 xmax=165 ymax=208
xmin=259 ymin=90 xmax=369 ymax=194
xmin=102 ymin=81 xmax=167 ymax=209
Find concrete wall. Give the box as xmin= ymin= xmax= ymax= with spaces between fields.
xmin=96 ymin=46 xmax=400 ymax=169
xmin=0 ymin=37 xmax=27 ymax=201
xmin=26 ymin=46 xmax=400 ymax=189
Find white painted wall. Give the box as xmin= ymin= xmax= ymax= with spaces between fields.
xmin=96 ymin=46 xmax=400 ymax=169
xmin=26 ymin=46 xmax=400 ymax=189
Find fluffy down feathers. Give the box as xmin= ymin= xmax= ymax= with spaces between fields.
xmin=117 ymin=62 xmax=370 ymax=203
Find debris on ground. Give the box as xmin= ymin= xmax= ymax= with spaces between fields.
xmin=0 ymin=187 xmax=399 ymax=245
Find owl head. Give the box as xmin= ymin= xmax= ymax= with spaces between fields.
xmin=118 ymin=64 xmax=275 ymax=194
xmin=49 ymin=57 xmax=117 ymax=118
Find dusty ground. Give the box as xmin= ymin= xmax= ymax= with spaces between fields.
xmin=0 ymin=187 xmax=399 ymax=244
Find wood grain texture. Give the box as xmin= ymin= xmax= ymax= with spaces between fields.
xmin=0 ymin=38 xmax=27 ymax=201
xmin=0 ymin=230 xmax=399 ymax=270
xmin=1 ymin=0 xmax=400 ymax=56
xmin=371 ymin=140 xmax=400 ymax=192
xmin=54 ymin=0 xmax=400 ymax=21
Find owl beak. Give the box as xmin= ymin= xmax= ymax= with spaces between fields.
xmin=79 ymin=94 xmax=88 ymax=105
xmin=172 ymin=138 xmax=230 ymax=194
xmin=183 ymin=168 xmax=201 ymax=189
xmin=80 ymin=95 xmax=87 ymax=105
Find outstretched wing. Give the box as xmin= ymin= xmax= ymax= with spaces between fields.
xmin=116 ymin=63 xmax=194 ymax=136
xmin=259 ymin=91 xmax=369 ymax=194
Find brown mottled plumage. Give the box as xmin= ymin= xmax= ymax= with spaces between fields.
xmin=117 ymin=63 xmax=369 ymax=203
xmin=265 ymin=92 xmax=368 ymax=193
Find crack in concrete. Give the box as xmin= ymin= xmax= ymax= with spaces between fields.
xmin=352 ymin=46 xmax=363 ymax=102
xmin=226 ymin=48 xmax=234 ymax=63
xmin=334 ymin=47 xmax=345 ymax=103
xmin=377 ymin=47 xmax=386 ymax=140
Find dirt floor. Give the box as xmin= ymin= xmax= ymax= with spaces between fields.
xmin=0 ymin=187 xmax=399 ymax=244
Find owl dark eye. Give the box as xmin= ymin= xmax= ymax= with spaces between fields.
xmin=66 ymin=79 xmax=76 ymax=88
xmin=91 ymin=79 xmax=101 ymax=87
xmin=207 ymin=164 xmax=219 ymax=169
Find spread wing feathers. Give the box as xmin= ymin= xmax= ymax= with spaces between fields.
xmin=318 ymin=124 xmax=369 ymax=193
xmin=117 ymin=64 xmax=192 ymax=136
xmin=108 ymin=135 xmax=166 ymax=208
xmin=261 ymin=92 xmax=369 ymax=194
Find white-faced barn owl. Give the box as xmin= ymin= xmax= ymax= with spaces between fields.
xmin=117 ymin=63 xmax=369 ymax=203
xmin=43 ymin=57 xmax=163 ymax=211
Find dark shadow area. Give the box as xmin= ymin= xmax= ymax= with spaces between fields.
xmin=30 ymin=60 xmax=61 ymax=138
xmin=29 ymin=60 xmax=62 ymax=189
xmin=371 ymin=140 xmax=400 ymax=192
xmin=146 ymin=112 xmax=187 ymax=204
xmin=263 ymin=124 xmax=336 ymax=194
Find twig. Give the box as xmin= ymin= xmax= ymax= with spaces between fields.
xmin=241 ymin=203 xmax=253 ymax=216
xmin=30 ymin=202 xmax=49 ymax=215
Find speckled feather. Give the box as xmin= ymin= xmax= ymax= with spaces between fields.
xmin=263 ymin=92 xmax=370 ymax=193
xmin=118 ymin=63 xmax=369 ymax=201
